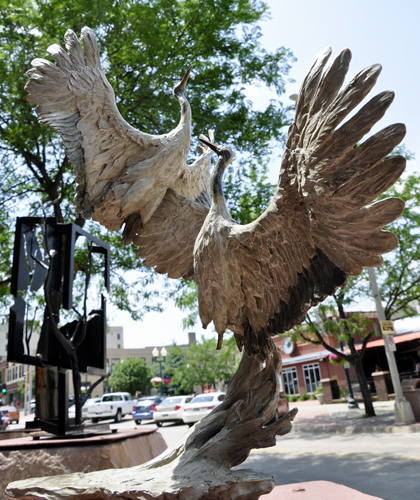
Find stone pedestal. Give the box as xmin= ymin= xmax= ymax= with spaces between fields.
xmin=0 ymin=428 xmax=166 ymax=497
xmin=372 ymin=371 xmax=390 ymax=401
xmin=320 ymin=378 xmax=339 ymax=404
xmin=263 ymin=480 xmax=383 ymax=500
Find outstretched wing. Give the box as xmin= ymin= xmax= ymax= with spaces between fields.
xmin=25 ymin=27 xmax=163 ymax=228
xmin=132 ymin=189 xmax=210 ymax=280
xmin=123 ymin=130 xmax=216 ymax=278
xmin=199 ymin=48 xmax=406 ymax=359
xmin=25 ymin=27 xmax=213 ymax=238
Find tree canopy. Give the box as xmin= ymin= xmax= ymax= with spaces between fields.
xmin=108 ymin=357 xmax=151 ymax=395
xmin=170 ymin=335 xmax=238 ymax=393
xmin=0 ymin=0 xmax=294 ymax=320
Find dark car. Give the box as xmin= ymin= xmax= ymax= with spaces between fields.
xmin=132 ymin=396 xmax=166 ymax=425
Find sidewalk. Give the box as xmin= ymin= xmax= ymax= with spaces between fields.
xmin=289 ymin=400 xmax=420 ymax=434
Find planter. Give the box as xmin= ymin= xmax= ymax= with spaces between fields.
xmin=316 ymin=393 xmax=324 ymax=405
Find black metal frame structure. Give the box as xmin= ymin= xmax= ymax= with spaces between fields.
xmin=7 ymin=217 xmax=110 ymax=435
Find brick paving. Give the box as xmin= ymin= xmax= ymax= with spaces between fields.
xmin=288 ymin=400 xmax=420 ymax=433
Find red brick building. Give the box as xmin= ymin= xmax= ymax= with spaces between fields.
xmin=273 ymin=336 xmax=347 ymax=397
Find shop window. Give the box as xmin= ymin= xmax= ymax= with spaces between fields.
xmin=303 ymin=363 xmax=321 ymax=394
xmin=282 ymin=367 xmax=300 ymax=396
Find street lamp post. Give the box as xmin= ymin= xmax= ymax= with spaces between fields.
xmin=152 ymin=347 xmax=167 ymax=395
xmin=339 ymin=340 xmax=359 ymax=409
xmin=367 ymin=267 xmax=415 ymax=424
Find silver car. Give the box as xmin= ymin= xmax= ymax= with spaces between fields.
xmin=153 ymin=395 xmax=193 ymax=426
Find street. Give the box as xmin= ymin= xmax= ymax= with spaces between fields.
xmin=9 ymin=412 xmax=420 ymax=500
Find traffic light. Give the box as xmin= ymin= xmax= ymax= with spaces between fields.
xmin=1 ymin=383 xmax=6 ymax=394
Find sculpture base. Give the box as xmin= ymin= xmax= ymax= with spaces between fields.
xmin=5 ymin=346 xmax=298 ymax=500
xmin=4 ymin=426 xmax=278 ymax=500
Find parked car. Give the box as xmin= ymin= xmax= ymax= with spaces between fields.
xmin=68 ymin=398 xmax=102 ymax=421
xmin=86 ymin=392 xmax=134 ymax=423
xmin=153 ymin=395 xmax=193 ymax=426
xmin=0 ymin=405 xmax=19 ymax=424
xmin=0 ymin=410 xmax=9 ymax=431
xmin=132 ymin=396 xmax=166 ymax=425
xmin=182 ymin=392 xmax=226 ymax=426
xmin=30 ymin=399 xmax=36 ymax=413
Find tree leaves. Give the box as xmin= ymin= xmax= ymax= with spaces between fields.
xmin=170 ymin=335 xmax=238 ymax=392
xmin=109 ymin=357 xmax=151 ymax=396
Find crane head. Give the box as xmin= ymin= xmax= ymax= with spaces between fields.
xmin=199 ymin=136 xmax=234 ymax=166
xmin=173 ymin=66 xmax=193 ymax=97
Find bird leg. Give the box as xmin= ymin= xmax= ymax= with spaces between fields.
xmin=5 ymin=341 xmax=297 ymax=500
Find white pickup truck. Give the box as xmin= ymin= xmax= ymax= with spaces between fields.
xmin=86 ymin=392 xmax=134 ymax=423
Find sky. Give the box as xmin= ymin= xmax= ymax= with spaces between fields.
xmin=110 ymin=0 xmax=420 ymax=349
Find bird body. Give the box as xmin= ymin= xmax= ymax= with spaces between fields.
xmin=193 ymin=48 xmax=406 ymax=360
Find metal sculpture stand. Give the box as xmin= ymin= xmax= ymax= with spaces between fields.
xmin=5 ymin=345 xmax=297 ymax=500
xmin=8 ymin=217 xmax=109 ymax=435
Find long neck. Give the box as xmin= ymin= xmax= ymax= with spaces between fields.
xmin=175 ymin=93 xmax=191 ymax=126
xmin=210 ymin=157 xmax=230 ymax=217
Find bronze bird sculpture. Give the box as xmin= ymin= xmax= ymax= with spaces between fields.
xmin=135 ymin=47 xmax=406 ymax=360
xmin=25 ymin=26 xmax=214 ymax=246
xmin=15 ymin=43 xmax=409 ymax=500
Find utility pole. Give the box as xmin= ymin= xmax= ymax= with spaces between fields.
xmin=367 ymin=268 xmax=415 ymax=423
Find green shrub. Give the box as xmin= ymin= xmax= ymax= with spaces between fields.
xmin=299 ymin=393 xmax=309 ymax=401
xmin=311 ymin=393 xmax=317 ymax=400
xmin=290 ymin=395 xmax=298 ymax=402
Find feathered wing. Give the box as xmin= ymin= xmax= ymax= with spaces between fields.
xmin=198 ymin=48 xmax=406 ymax=359
xmin=25 ymin=26 xmax=214 ymax=241
xmin=133 ymin=189 xmax=210 ymax=280
xmin=25 ymin=27 xmax=162 ymax=229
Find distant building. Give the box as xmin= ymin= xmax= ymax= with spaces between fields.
xmin=1 ymin=324 xmax=193 ymax=402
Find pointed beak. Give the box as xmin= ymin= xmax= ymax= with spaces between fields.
xmin=179 ymin=65 xmax=193 ymax=92
xmin=199 ymin=135 xmax=223 ymax=155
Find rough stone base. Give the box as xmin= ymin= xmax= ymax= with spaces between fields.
xmin=0 ymin=428 xmax=166 ymax=497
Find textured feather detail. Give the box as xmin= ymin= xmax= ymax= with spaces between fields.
xmin=194 ymin=48 xmax=406 ymax=360
xmin=133 ymin=189 xmax=210 ymax=280
xmin=26 ymin=27 xmax=214 ymax=239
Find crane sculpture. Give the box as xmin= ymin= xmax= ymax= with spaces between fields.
xmin=7 ymin=29 xmax=407 ymax=500
xmin=25 ymin=27 xmax=214 ymax=244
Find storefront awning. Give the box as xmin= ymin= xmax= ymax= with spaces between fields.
xmin=282 ymin=350 xmax=330 ymax=366
xmin=353 ymin=331 xmax=420 ymax=351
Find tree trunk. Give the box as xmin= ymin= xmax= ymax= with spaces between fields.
xmin=352 ymin=357 xmax=376 ymax=417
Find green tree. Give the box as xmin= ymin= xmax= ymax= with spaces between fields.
xmin=171 ymin=335 xmax=238 ymax=393
xmin=109 ymin=358 xmax=151 ymax=396
xmin=364 ymin=172 xmax=420 ymax=320
xmin=0 ymin=0 xmax=294 ymax=317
